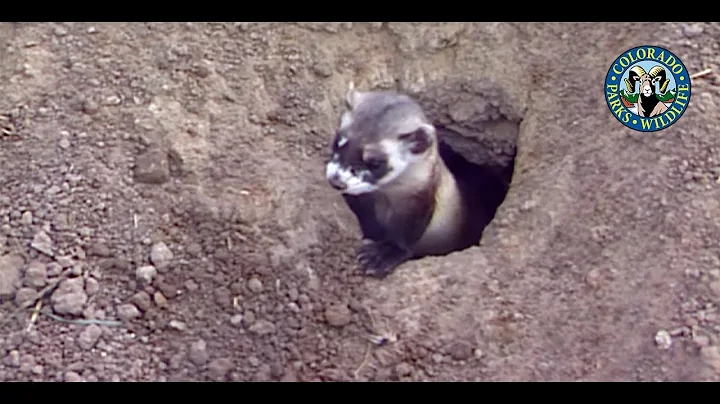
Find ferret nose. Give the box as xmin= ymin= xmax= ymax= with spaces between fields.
xmin=328 ymin=174 xmax=347 ymax=190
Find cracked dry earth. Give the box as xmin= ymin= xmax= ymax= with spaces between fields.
xmin=1 ymin=22 xmax=720 ymax=382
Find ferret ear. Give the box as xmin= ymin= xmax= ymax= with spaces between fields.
xmin=346 ymin=81 xmax=367 ymax=110
xmin=398 ymin=123 xmax=435 ymax=154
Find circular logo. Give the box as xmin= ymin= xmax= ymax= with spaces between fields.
xmin=604 ymin=45 xmax=691 ymax=132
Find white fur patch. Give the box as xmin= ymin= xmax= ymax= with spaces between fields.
xmin=339 ymin=111 xmax=353 ymax=131
xmin=337 ymin=136 xmax=348 ymax=148
xmin=375 ymin=139 xmax=421 ymax=187
xmin=325 ymin=157 xmax=378 ymax=195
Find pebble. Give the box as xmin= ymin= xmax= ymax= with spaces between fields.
xmin=153 ymin=292 xmax=167 ymax=307
xmin=247 ymin=277 xmax=263 ymax=293
xmin=324 ymin=303 xmax=352 ymax=327
xmin=50 ymin=277 xmax=88 ymax=315
xmin=54 ymin=26 xmax=68 ymax=37
xmin=208 ymin=358 xmax=233 ymax=381
xmin=64 ymin=371 xmax=83 ymax=382
xmin=89 ymin=243 xmax=111 ymax=257
xmin=116 ymin=303 xmax=141 ymax=320
xmin=709 ymin=280 xmax=720 ymax=297
xmin=169 ymin=320 xmax=187 ymax=331
xmin=683 ymin=24 xmax=704 ymax=38
xmin=21 ymin=211 xmax=33 ymax=225
xmin=249 ymin=320 xmax=277 ymax=335
xmin=46 ymin=262 xmax=62 ymax=277
xmin=58 ymin=137 xmax=71 ymax=149
xmin=130 ymin=291 xmax=152 ymax=312
xmin=24 ymin=261 xmax=47 ymax=288
xmin=188 ymin=339 xmax=209 ymax=366
xmin=395 ymin=362 xmax=413 ymax=377
xmin=30 ymin=231 xmax=53 ymax=256
xmin=55 ymin=255 xmax=74 ymax=268
xmin=230 ymin=314 xmax=244 ymax=327
xmin=14 ymin=287 xmax=39 ymax=306
xmin=84 ymin=277 xmax=99 ymax=295
xmin=135 ymin=265 xmax=157 ymax=285
xmin=134 ymin=149 xmax=170 ymax=184
xmin=654 ymin=329 xmax=672 ymax=350
xmin=700 ymin=346 xmax=720 ymax=373
xmin=149 ymin=242 xmax=173 ymax=270
xmin=7 ymin=350 xmax=20 ymax=367
xmin=77 ymin=324 xmax=102 ymax=350
xmin=0 ymin=254 xmax=24 ymax=298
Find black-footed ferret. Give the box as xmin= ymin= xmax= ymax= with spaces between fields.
xmin=325 ymin=82 xmax=486 ymax=278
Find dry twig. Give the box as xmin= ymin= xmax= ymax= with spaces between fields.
xmin=690 ymin=68 xmax=712 ymax=80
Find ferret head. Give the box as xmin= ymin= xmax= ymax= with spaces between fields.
xmin=325 ymin=82 xmax=438 ymax=195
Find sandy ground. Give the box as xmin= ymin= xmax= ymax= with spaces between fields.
xmin=1 ymin=22 xmax=720 ymax=381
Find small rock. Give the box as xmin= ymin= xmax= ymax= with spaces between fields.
xmin=654 ymin=329 xmax=672 ymax=350
xmin=311 ymin=60 xmax=333 ymax=78
xmin=446 ymin=341 xmax=473 ymax=361
xmin=135 ymin=265 xmax=157 ymax=285
xmin=54 ymin=26 xmax=68 ymax=36
xmin=116 ymin=303 xmax=141 ymax=320
xmin=130 ymin=291 xmax=152 ymax=312
xmin=7 ymin=350 xmax=20 ymax=367
xmin=24 ymin=261 xmax=47 ymax=288
xmin=188 ymin=339 xmax=209 ymax=366
xmin=89 ymin=243 xmax=111 ymax=257
xmin=153 ymin=292 xmax=167 ymax=307
xmin=84 ymin=277 xmax=99 ymax=295
xmin=64 ymin=371 xmax=83 ymax=382
xmin=683 ymin=24 xmax=704 ymax=38
xmin=186 ymin=243 xmax=202 ymax=257
xmin=14 ymin=287 xmax=39 ymax=306
xmin=395 ymin=362 xmax=413 ymax=377
xmin=473 ymin=348 xmax=483 ymax=359
xmin=0 ymin=254 xmax=25 ymax=298
xmin=58 ymin=137 xmax=71 ymax=150
xmin=19 ymin=354 xmax=36 ymax=373
xmin=247 ymin=277 xmax=263 ymax=293
xmin=46 ymin=262 xmax=62 ymax=277
xmin=51 ymin=277 xmax=88 ymax=315
xmin=149 ymin=242 xmax=173 ymax=270
xmin=709 ymin=280 xmax=720 ymax=297
xmin=155 ymin=281 xmax=177 ymax=299
xmin=67 ymin=264 xmax=83 ymax=277
xmin=55 ymin=255 xmax=74 ymax=268
xmin=249 ymin=320 xmax=276 ymax=335
xmin=30 ymin=231 xmax=53 ymax=256
xmin=31 ymin=365 xmax=44 ymax=375
xmin=185 ymin=279 xmax=199 ymax=291
xmin=324 ymin=303 xmax=351 ymax=327
xmin=169 ymin=320 xmax=187 ymax=331
xmin=21 ymin=211 xmax=33 ymax=225
xmin=230 ymin=314 xmax=244 ymax=327
xmin=133 ymin=149 xmax=170 ymax=184
xmin=77 ymin=324 xmax=102 ymax=350
xmin=208 ymin=358 xmax=233 ymax=381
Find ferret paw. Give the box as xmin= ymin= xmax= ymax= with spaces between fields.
xmin=357 ymin=240 xmax=411 ymax=278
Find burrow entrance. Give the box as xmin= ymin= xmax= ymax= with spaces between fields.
xmin=413 ymin=79 xmax=521 ymax=251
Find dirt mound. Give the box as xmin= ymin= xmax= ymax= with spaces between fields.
xmin=1 ymin=22 xmax=719 ymax=381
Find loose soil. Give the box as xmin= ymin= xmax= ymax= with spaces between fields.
xmin=1 ymin=22 xmax=720 ymax=381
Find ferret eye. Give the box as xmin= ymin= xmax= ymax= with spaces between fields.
xmin=364 ymin=157 xmax=384 ymax=171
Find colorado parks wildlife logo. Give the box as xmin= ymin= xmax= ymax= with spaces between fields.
xmin=604 ymin=45 xmax=691 ymax=132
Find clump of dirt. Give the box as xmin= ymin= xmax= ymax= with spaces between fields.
xmin=1 ymin=22 xmax=720 ymax=382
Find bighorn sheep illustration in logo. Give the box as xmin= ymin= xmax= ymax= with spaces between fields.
xmin=621 ymin=65 xmax=674 ymax=118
